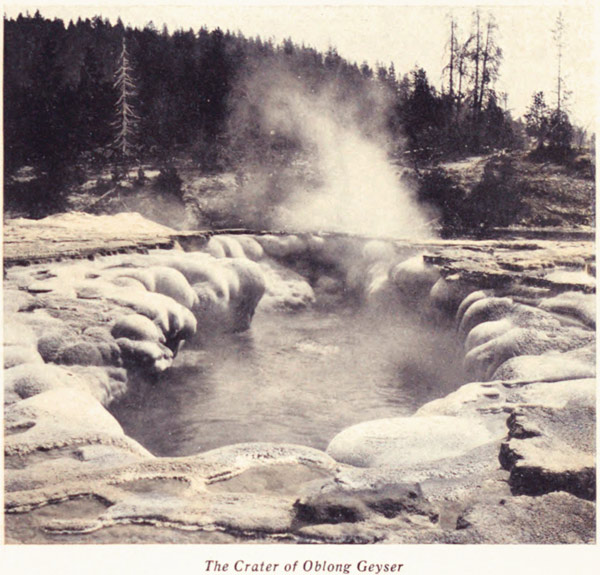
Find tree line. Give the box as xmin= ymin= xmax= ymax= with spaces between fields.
xmin=4 ymin=10 xmax=587 ymax=220
xmin=4 ymin=12 xmax=523 ymax=173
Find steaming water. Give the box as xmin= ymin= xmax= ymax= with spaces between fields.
xmin=110 ymin=306 xmax=466 ymax=457
xmin=229 ymin=65 xmax=433 ymax=237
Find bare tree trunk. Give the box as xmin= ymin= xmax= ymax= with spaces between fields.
xmin=449 ymin=18 xmax=455 ymax=98
xmin=472 ymin=10 xmax=481 ymax=116
xmin=557 ymin=40 xmax=562 ymax=112
xmin=456 ymin=51 xmax=465 ymax=122
xmin=553 ymin=12 xmax=565 ymax=112
xmin=478 ymin=20 xmax=492 ymax=114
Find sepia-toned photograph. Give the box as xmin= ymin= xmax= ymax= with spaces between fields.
xmin=2 ymin=0 xmax=596 ymax=557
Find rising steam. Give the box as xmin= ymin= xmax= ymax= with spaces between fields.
xmin=227 ymin=62 xmax=434 ymax=239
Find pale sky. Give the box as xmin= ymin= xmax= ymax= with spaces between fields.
xmin=3 ymin=1 xmax=598 ymax=128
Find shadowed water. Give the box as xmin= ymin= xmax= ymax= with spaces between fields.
xmin=110 ymin=306 xmax=466 ymax=456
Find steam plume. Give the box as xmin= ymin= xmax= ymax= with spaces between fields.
xmin=227 ymin=62 xmax=434 ymax=239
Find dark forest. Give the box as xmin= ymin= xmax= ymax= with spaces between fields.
xmin=3 ymin=12 xmax=591 ymax=232
xmin=4 ymin=13 xmax=517 ymax=172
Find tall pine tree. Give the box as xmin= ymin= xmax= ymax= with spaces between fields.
xmin=112 ymin=37 xmax=139 ymax=160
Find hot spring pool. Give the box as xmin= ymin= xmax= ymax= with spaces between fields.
xmin=109 ymin=305 xmax=466 ymax=456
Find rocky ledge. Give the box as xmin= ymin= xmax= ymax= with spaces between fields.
xmin=3 ymin=213 xmax=595 ymax=544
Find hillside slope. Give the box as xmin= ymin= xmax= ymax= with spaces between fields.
xmin=414 ymin=150 xmax=595 ymax=237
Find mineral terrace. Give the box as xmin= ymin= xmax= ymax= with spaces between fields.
xmin=3 ymin=212 xmax=596 ymax=544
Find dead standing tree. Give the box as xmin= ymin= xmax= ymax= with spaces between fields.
xmin=443 ymin=15 xmax=458 ymax=100
xmin=463 ymin=10 xmax=503 ymax=148
xmin=552 ymin=12 xmax=567 ymax=113
xmin=87 ymin=37 xmax=140 ymax=211
xmin=477 ymin=16 xmax=502 ymax=116
xmin=112 ymin=37 xmax=140 ymax=170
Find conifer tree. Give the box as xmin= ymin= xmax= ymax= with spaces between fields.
xmin=112 ymin=36 xmax=139 ymax=160
xmin=525 ymin=91 xmax=550 ymax=149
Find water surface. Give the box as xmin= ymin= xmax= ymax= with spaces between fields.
xmin=110 ymin=306 xmax=466 ymax=456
